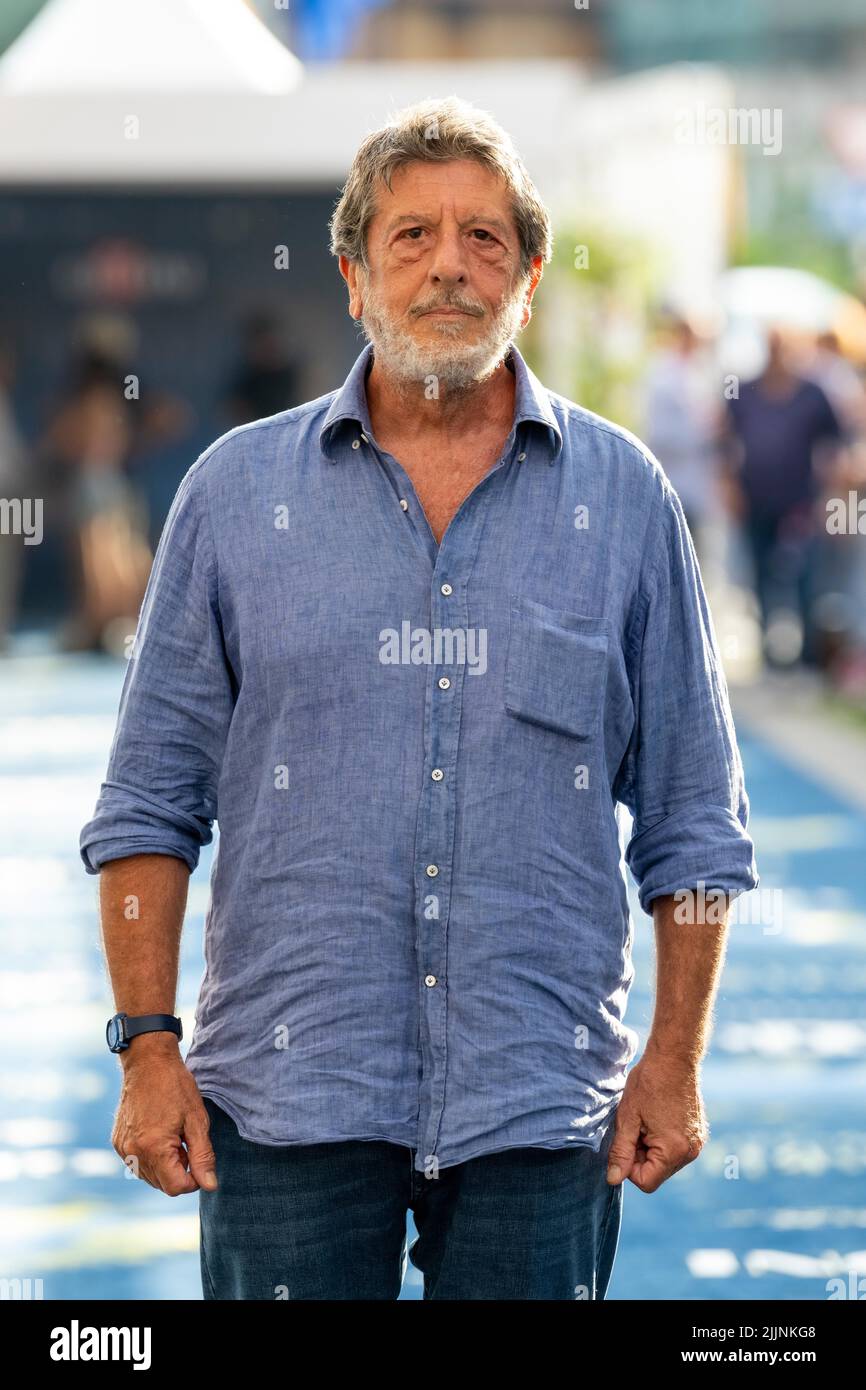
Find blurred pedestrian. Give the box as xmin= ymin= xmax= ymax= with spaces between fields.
xmin=642 ymin=314 xmax=724 ymax=563
xmin=805 ymin=331 xmax=866 ymax=438
xmin=38 ymin=316 xmax=152 ymax=653
xmin=222 ymin=312 xmax=299 ymax=425
xmin=724 ymin=328 xmax=843 ymax=668
xmin=800 ymin=332 xmax=866 ymax=685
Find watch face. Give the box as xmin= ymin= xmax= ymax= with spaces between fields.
xmin=106 ymin=1016 xmax=127 ymax=1052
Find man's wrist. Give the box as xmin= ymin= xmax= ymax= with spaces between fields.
xmin=118 ymin=1030 xmax=182 ymax=1066
xmin=643 ymin=1037 xmax=703 ymax=1069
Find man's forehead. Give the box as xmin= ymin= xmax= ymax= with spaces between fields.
xmin=385 ymin=157 xmax=502 ymax=189
xmin=370 ymin=160 xmax=513 ymax=229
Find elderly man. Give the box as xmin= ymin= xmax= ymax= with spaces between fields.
xmin=81 ymin=97 xmax=758 ymax=1301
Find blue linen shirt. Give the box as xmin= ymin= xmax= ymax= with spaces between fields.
xmin=80 ymin=341 xmax=758 ymax=1173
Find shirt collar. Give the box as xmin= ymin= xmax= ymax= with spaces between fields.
xmin=319 ymin=340 xmax=563 ymax=463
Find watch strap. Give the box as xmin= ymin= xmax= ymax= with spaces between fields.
xmin=123 ymin=1013 xmax=183 ymax=1043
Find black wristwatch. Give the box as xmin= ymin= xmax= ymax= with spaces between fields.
xmin=106 ymin=1012 xmax=183 ymax=1054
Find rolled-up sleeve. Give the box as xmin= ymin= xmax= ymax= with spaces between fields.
xmin=79 ymin=458 xmax=234 ymax=875
xmin=620 ymin=474 xmax=759 ymax=914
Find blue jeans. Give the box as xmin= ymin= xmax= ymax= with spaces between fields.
xmin=199 ymin=1097 xmax=623 ymax=1300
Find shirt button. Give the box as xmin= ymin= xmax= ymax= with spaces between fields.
xmin=399 ymin=498 xmax=409 ymax=511
xmin=351 ymin=439 xmax=361 ymax=449
xmin=438 ymin=676 xmax=451 ymax=690
xmin=426 ymin=864 xmax=439 ymax=877
xmin=517 ymin=451 xmax=526 ymax=461
xmin=425 ymin=975 xmax=437 ymax=987
xmin=440 ymin=583 xmax=452 ymax=596
xmin=431 ymin=768 xmax=444 ymax=782
xmin=360 ymin=432 xmax=369 ymax=443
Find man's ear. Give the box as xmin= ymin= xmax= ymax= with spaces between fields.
xmin=339 ymin=255 xmax=365 ymax=321
xmin=519 ymin=256 xmax=544 ymax=331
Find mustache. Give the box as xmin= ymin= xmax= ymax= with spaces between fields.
xmin=409 ymin=296 xmax=485 ymax=318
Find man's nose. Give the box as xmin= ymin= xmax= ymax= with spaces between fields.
xmin=427 ymin=225 xmax=468 ymax=284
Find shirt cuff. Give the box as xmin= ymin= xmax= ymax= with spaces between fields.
xmin=79 ymin=781 xmax=213 ymax=875
xmin=625 ymin=802 xmax=759 ymax=915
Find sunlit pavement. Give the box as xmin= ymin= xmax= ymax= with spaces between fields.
xmin=1 ymin=654 xmax=865 ymax=1301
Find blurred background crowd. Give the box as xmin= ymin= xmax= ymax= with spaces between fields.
xmin=2 ymin=0 xmax=866 ymax=1303
xmin=4 ymin=306 xmax=866 ymax=688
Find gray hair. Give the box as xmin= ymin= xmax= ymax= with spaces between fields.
xmin=328 ymin=96 xmax=553 ymax=281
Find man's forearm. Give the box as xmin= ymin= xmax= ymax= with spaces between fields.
xmin=99 ymin=853 xmax=217 ymax=1195
xmin=99 ymin=853 xmax=190 ymax=1057
xmin=644 ymin=890 xmax=730 ymax=1067
xmin=607 ymin=890 xmax=726 ymax=1190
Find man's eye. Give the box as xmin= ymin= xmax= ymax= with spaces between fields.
xmin=471 ymin=229 xmax=495 ymax=242
xmin=400 ymin=227 xmax=425 ymax=240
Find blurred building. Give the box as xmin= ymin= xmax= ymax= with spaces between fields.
xmin=346 ymin=0 xmax=601 ymax=63
xmin=601 ymin=0 xmax=866 ymax=70
xmin=267 ymin=0 xmax=866 ymax=69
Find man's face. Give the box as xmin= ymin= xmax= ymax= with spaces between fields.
xmin=340 ymin=158 xmax=542 ymax=391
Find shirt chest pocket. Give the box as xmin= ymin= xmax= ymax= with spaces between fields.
xmin=503 ymin=595 xmax=610 ymax=740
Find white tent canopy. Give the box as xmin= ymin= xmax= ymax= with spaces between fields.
xmin=0 ymin=0 xmax=313 ymax=182
xmin=0 ymin=0 xmax=302 ymax=94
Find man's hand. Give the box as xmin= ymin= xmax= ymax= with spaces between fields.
xmin=606 ymin=1050 xmax=708 ymax=1194
xmin=111 ymin=1034 xmax=218 ymax=1196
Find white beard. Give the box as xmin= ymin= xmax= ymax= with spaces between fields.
xmin=357 ymin=273 xmax=528 ymax=393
